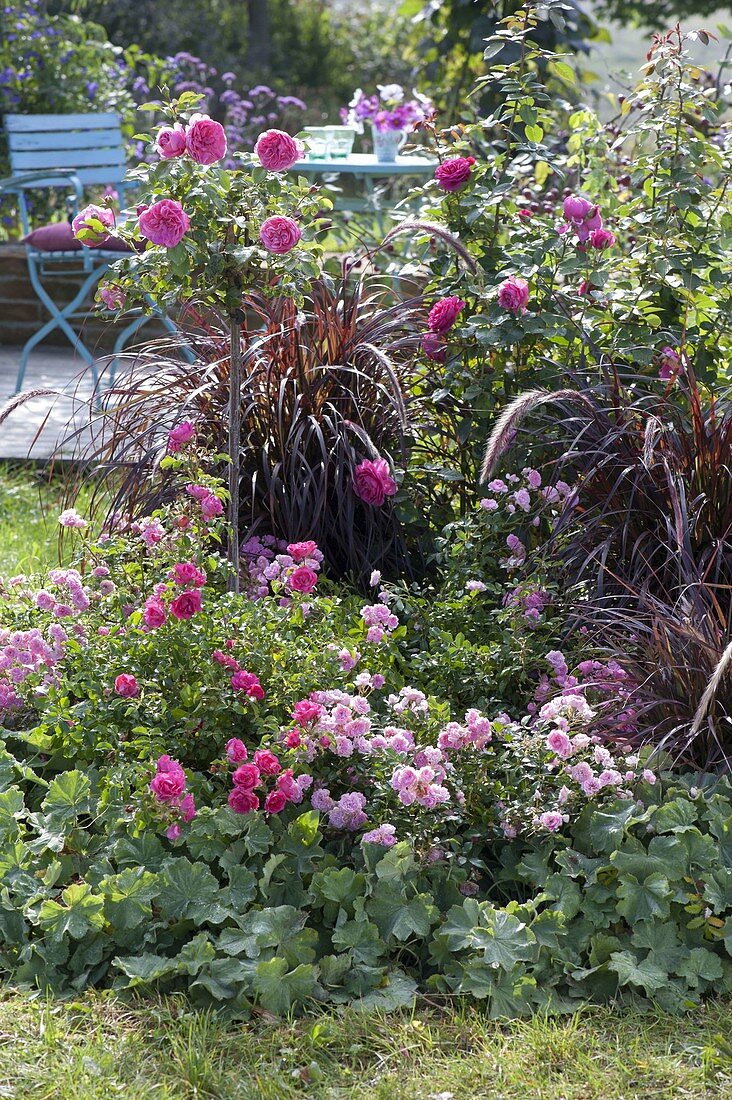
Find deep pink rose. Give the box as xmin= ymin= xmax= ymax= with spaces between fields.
xmin=292 ymin=699 xmax=322 ymax=726
xmin=498 ymin=276 xmax=529 ymax=315
xmin=150 ymin=756 xmax=186 ymax=802
xmin=231 ymin=670 xmax=265 ymax=699
xmin=255 ymin=128 xmax=305 ymax=171
xmin=200 ymin=493 xmax=224 ymax=520
xmin=232 ymin=763 xmax=261 ymax=789
xmin=287 ymin=565 xmax=318 ymax=594
xmin=254 ymin=749 xmax=281 ymax=776
xmin=226 ymin=737 xmax=248 ymax=763
xmin=265 ymin=789 xmax=288 ymax=814
xmin=114 ymin=673 xmax=139 ymax=697
xmin=434 ymin=155 xmax=475 ymax=192
xmin=171 ymin=561 xmax=206 ymax=587
xmin=170 ymin=589 xmax=202 ymax=620
xmin=143 ymin=596 xmax=167 ymax=629
xmin=259 ymin=215 xmax=301 ymax=254
xmin=100 ymin=284 xmax=125 ymax=310
xmin=138 ymin=199 xmax=190 ymax=248
xmin=155 ymin=124 xmax=187 ymax=159
xmin=353 ymin=458 xmax=397 ymax=507
xmin=185 ymin=114 xmax=227 ymax=165
xmin=287 ymin=540 xmax=318 ymax=561
xmin=168 ymin=421 xmax=195 ymax=452
xmin=428 ymin=295 xmax=466 ymax=334
xmin=72 ymin=204 xmax=114 ymax=247
xmin=422 ymin=331 xmax=447 ymax=362
xmin=589 ymin=227 xmax=615 ymax=250
xmin=228 ymin=787 xmax=259 ymax=814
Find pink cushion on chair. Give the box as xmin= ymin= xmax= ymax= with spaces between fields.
xmin=23 ymin=220 xmax=133 ymax=253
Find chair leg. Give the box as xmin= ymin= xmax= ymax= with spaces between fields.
xmin=19 ymin=257 xmax=106 ymax=393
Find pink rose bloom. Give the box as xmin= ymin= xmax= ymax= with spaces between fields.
xmin=166 ymin=823 xmax=181 ymax=841
xmin=150 ymin=756 xmax=186 ymax=802
xmin=138 ymin=199 xmax=190 ymax=248
xmin=143 ymin=596 xmax=167 ymax=629
xmin=589 ymin=227 xmax=615 ymax=250
xmin=200 ymin=494 xmax=224 ymax=520
xmin=264 ymin=789 xmax=288 ymax=814
xmin=226 ymin=737 xmax=248 ymax=763
xmin=232 ymin=763 xmax=261 ymax=789
xmin=562 ymin=194 xmax=593 ymax=222
xmin=422 ymin=331 xmax=447 ymax=362
xmin=259 ymin=215 xmax=302 ymax=254
xmin=292 ymin=699 xmax=322 ymax=726
xmin=539 ymin=811 xmax=564 ymax=832
xmin=168 ymin=421 xmax=195 ymax=452
xmin=114 ymin=673 xmax=138 ymax=697
xmin=498 ymin=276 xmax=529 ymax=315
xmin=254 ymin=749 xmax=281 ymax=776
xmin=185 ymin=114 xmax=227 ymax=164
xmin=228 ymin=787 xmax=259 ymax=814
xmin=171 ymin=561 xmax=206 ymax=588
xmin=170 ymin=589 xmax=202 ymax=620
xmin=100 ymin=284 xmax=126 ymax=310
xmin=546 ymin=730 xmax=573 ymax=759
xmin=179 ymin=792 xmax=196 ymax=822
xmin=72 ymin=204 xmax=114 ymax=247
xmin=155 ymin=124 xmax=187 ymax=159
xmin=353 ymin=458 xmax=397 ymax=507
xmin=434 ymin=155 xmax=475 ymax=192
xmin=58 ymin=508 xmax=87 ymax=529
xmin=255 ymin=128 xmax=305 ymax=171
xmin=658 ymin=346 xmax=682 ymax=381
xmin=231 ymin=670 xmax=265 ymax=700
xmin=287 ymin=565 xmax=318 ymax=594
xmin=287 ymin=540 xmax=318 ymax=561
xmin=428 ymin=295 xmax=466 ymax=334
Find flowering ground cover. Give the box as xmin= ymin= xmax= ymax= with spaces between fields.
xmin=3 ymin=0 xmax=732 ymax=1072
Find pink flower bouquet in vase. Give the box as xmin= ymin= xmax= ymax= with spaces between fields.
xmin=342 ymin=84 xmax=433 ymax=163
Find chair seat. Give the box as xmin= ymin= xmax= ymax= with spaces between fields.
xmin=23 ymin=220 xmax=134 ymax=253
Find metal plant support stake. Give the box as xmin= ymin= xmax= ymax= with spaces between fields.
xmin=228 ymin=312 xmax=242 ymax=593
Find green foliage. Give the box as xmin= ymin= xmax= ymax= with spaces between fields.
xmin=2 ymin=740 xmax=732 ymax=1018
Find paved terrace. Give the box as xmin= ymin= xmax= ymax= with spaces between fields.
xmin=0 ymin=347 xmax=97 ymax=460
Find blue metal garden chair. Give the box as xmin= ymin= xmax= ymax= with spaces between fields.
xmin=1 ymin=112 xmax=184 ymax=393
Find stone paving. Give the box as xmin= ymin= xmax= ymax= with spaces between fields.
xmin=0 ymin=346 xmax=97 ymax=460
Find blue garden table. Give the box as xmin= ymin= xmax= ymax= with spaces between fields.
xmin=290 ymin=152 xmax=438 ymax=231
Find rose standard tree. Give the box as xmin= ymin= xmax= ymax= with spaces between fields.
xmin=73 ymin=94 xmax=325 ymax=589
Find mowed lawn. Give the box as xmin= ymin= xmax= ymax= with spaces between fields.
xmin=1 ymin=992 xmax=732 ymax=1099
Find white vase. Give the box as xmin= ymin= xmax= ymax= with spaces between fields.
xmin=371 ymin=125 xmax=407 ymax=163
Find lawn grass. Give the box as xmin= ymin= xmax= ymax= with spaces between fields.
xmin=1 ymin=991 xmax=732 ymax=1099
xmin=0 ymin=462 xmax=96 ymax=578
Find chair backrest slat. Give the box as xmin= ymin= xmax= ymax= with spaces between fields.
xmin=4 ymin=113 xmax=131 ymax=229
xmin=7 ymin=128 xmax=122 ymax=153
xmin=11 ymin=149 xmax=127 ymax=171
xmin=5 ymin=112 xmax=121 ymax=133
